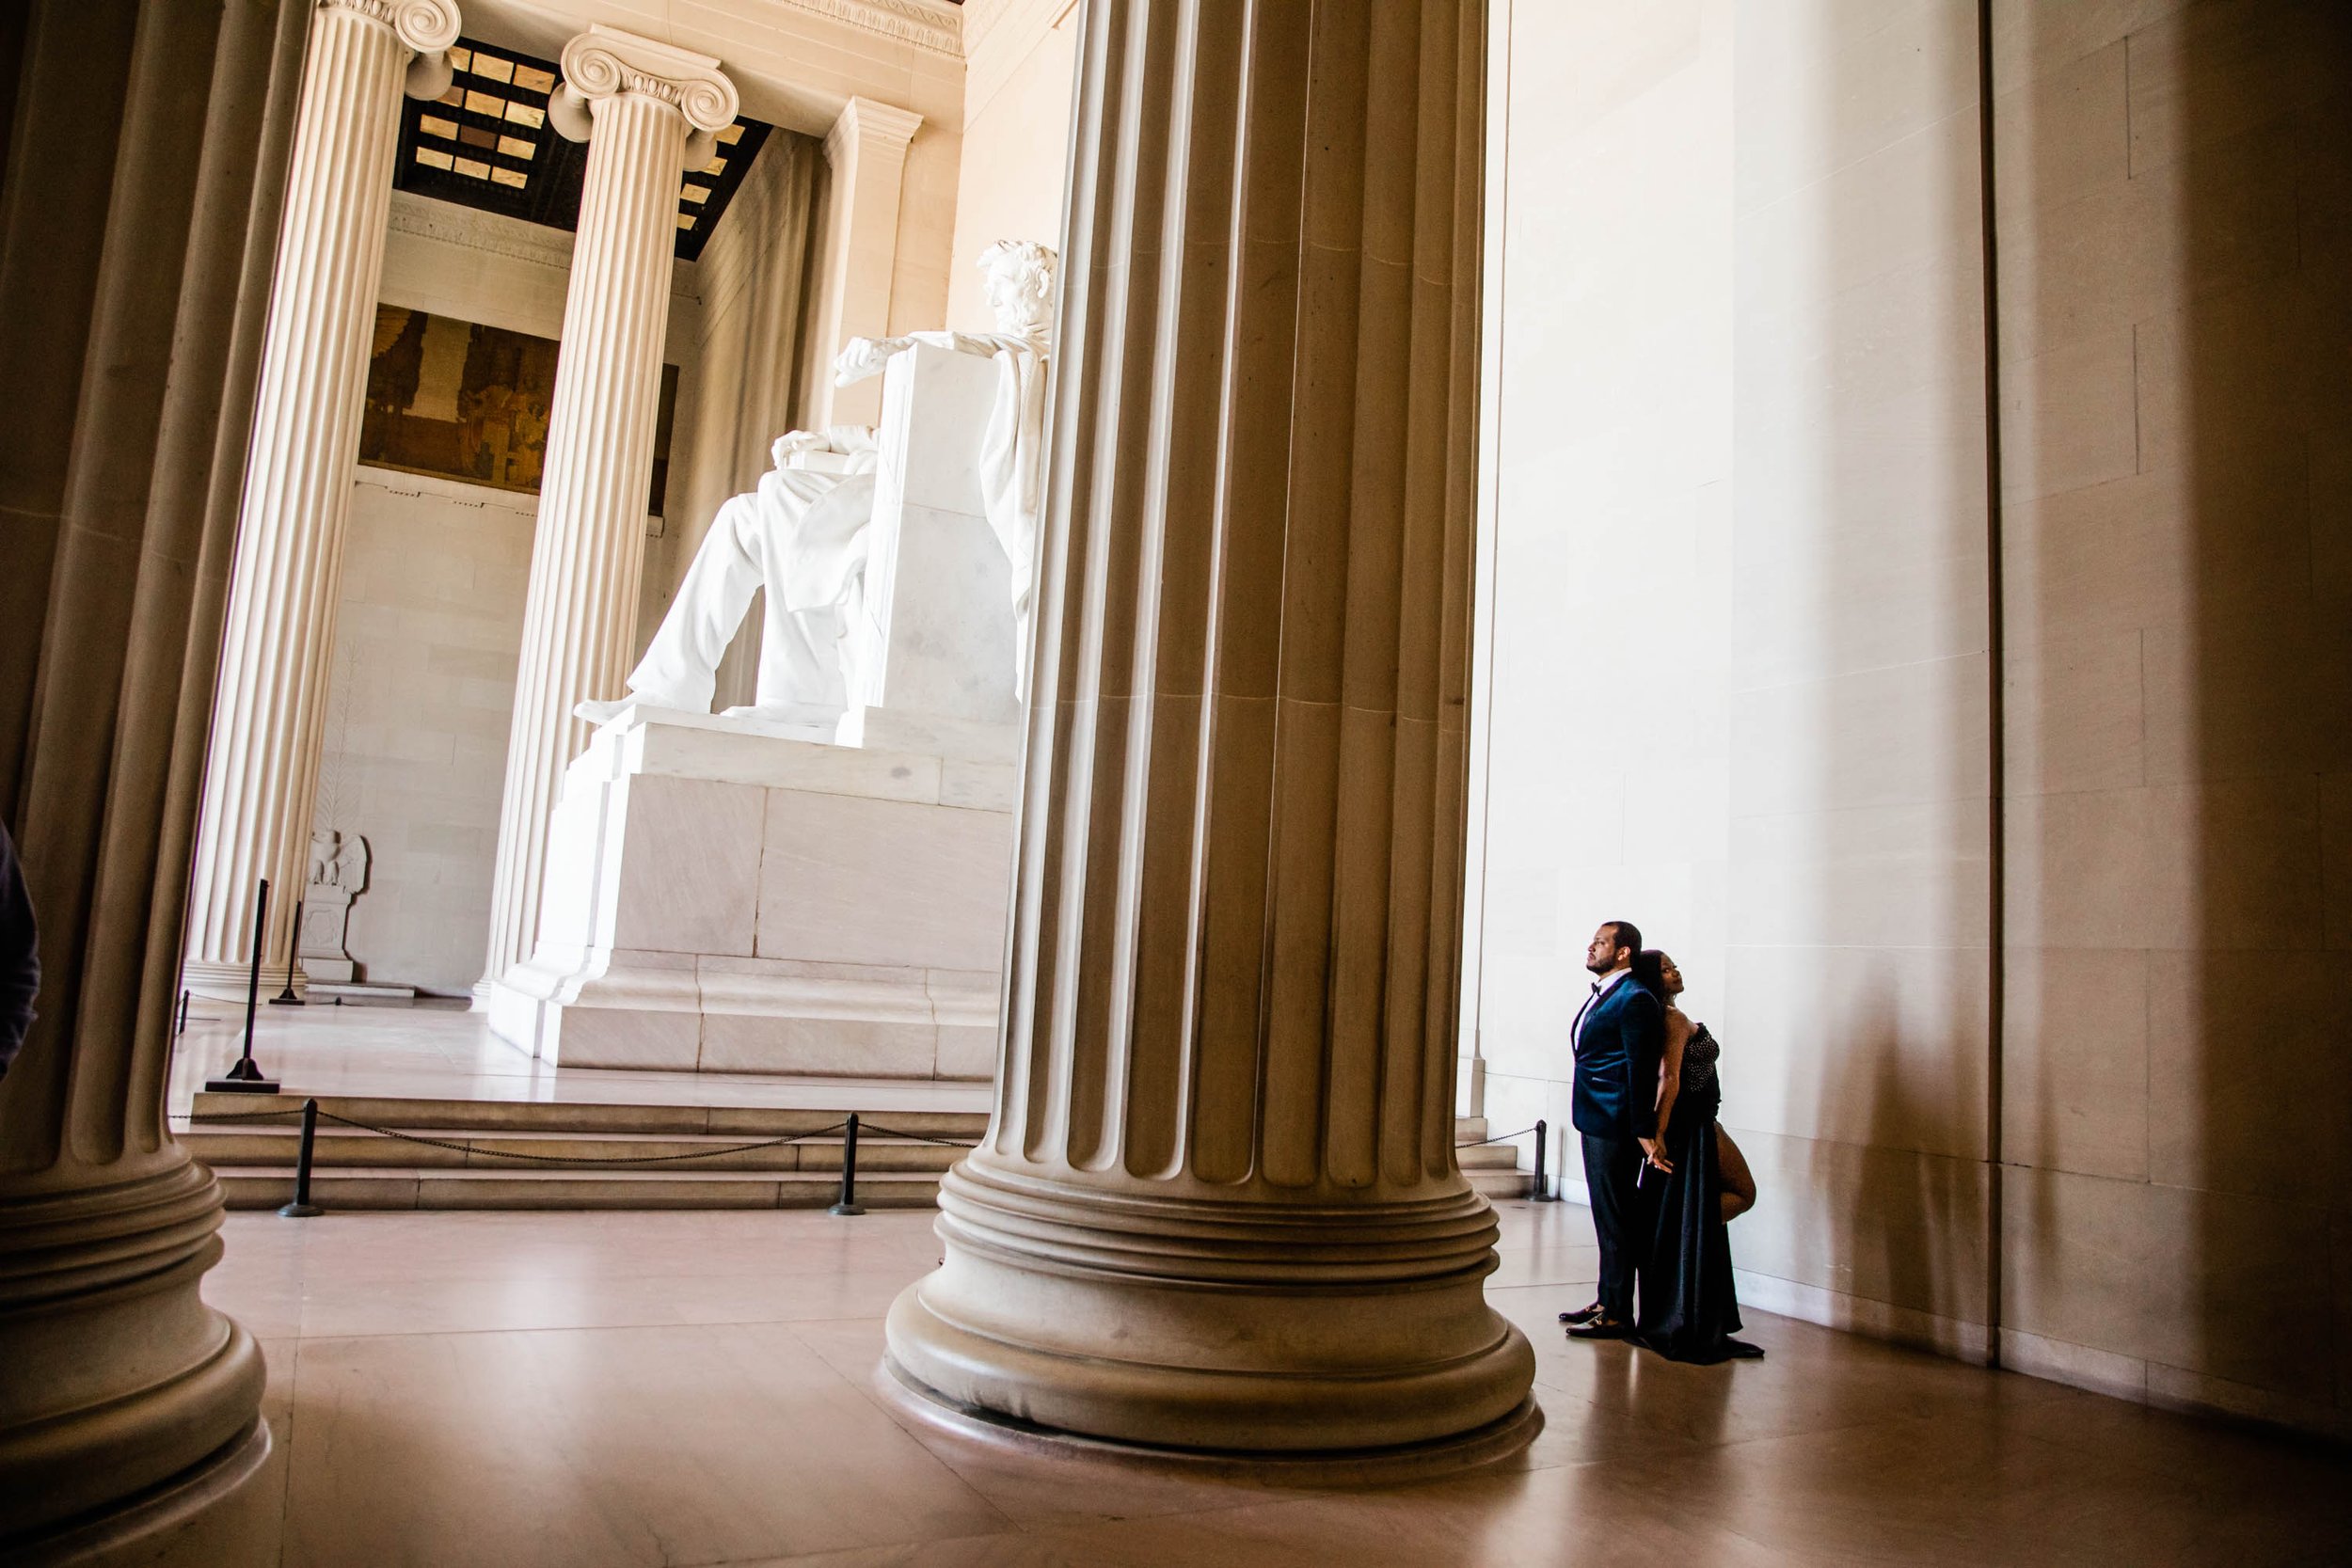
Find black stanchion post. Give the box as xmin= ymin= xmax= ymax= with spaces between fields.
xmin=175 ymin=990 xmax=189 ymax=1036
xmin=278 ymin=1098 xmax=324 ymax=1218
xmin=829 ymin=1113 xmax=866 ymax=1216
xmin=207 ymin=878 xmax=280 ymax=1093
xmin=269 ymin=899 xmax=304 ymax=1005
xmin=1533 ymin=1119 xmax=1549 ymax=1201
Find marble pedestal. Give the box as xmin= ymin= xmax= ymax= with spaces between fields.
xmin=836 ymin=340 xmax=1023 ymax=765
xmin=487 ymin=707 xmax=1013 ymax=1077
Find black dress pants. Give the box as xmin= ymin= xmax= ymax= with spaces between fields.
xmin=1582 ymin=1131 xmax=1648 ymax=1320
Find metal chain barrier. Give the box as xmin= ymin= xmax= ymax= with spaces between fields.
xmin=170 ymin=1107 xmax=976 ymax=1166
xmin=1456 ymin=1124 xmax=1539 ymax=1148
xmin=174 ymin=1103 xmax=1548 ymax=1213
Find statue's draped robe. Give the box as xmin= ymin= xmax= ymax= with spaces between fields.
xmin=620 ymin=325 xmax=1046 ymax=718
xmin=626 ymin=446 xmax=879 ymax=717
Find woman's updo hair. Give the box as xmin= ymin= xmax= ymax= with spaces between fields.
xmin=1630 ymin=949 xmax=1671 ymax=998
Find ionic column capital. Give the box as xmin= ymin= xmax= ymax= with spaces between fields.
xmin=549 ymin=24 xmax=738 ymax=164
xmin=823 ymin=95 xmax=923 ymax=171
xmin=320 ymin=0 xmax=462 ymax=99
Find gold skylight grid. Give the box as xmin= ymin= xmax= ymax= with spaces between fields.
xmin=400 ymin=36 xmax=767 ymax=261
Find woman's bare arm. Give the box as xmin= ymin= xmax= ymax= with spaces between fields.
xmin=1651 ymin=1008 xmax=1690 ymax=1167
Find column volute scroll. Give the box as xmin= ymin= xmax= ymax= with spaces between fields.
xmin=547 ymin=24 xmax=740 ymax=171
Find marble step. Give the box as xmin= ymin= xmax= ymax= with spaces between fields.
xmin=188 ymin=1091 xmax=989 ymax=1139
xmin=213 ymin=1165 xmax=944 ymax=1212
xmin=183 ymin=1125 xmax=969 ymax=1173
xmin=191 ymin=1096 xmax=1527 ymax=1209
xmin=1465 ymin=1166 xmax=1534 ymax=1200
xmin=197 ymin=1128 xmax=1524 ymax=1178
xmin=215 ymin=1162 xmax=1533 ymax=1211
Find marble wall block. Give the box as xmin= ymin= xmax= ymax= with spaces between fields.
xmin=755 ymin=788 xmax=1013 ymax=973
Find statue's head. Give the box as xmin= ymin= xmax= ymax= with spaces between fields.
xmin=978 ymin=240 xmax=1057 ymax=341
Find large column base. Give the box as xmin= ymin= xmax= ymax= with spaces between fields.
xmin=876 ymin=1358 xmax=1541 ymax=1484
xmin=8 ymin=1418 xmax=278 ymax=1568
xmin=0 ymin=1163 xmax=270 ymax=1559
xmin=883 ymin=1160 xmax=1538 ymax=1458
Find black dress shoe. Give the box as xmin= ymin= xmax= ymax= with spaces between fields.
xmin=1567 ymin=1317 xmax=1632 ymax=1339
xmin=1558 ymin=1302 xmax=1604 ymax=1325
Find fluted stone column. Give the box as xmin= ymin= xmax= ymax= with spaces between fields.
xmin=811 ymin=96 xmax=923 ymax=429
xmin=1 ymin=0 xmax=310 ymax=1557
xmin=480 ymin=28 xmax=738 ymax=994
xmin=884 ymin=0 xmax=1529 ymax=1457
xmin=183 ymin=0 xmax=461 ymax=1001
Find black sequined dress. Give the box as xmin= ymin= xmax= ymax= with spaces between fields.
xmin=1633 ymin=1023 xmax=1763 ymax=1363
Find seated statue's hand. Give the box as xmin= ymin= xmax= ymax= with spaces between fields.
xmin=771 ymin=429 xmax=832 ymax=468
xmin=833 ymin=334 xmax=912 ymax=387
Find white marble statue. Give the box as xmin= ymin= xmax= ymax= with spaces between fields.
xmin=577 ymin=240 xmax=1057 ymax=728
xmin=300 ymin=829 xmax=369 ymax=985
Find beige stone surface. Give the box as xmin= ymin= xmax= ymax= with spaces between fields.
xmin=181 ymin=1201 xmax=2352 ymax=1563
xmin=609 ymin=774 xmax=766 ymax=957
xmin=755 ymin=789 xmax=1012 ymax=971
xmin=946 ymin=0 xmax=1078 ymax=329
xmin=2001 ymin=1166 xmax=2338 ymax=1407
xmin=1992 ymin=0 xmax=2352 ymax=1441
xmin=316 ymin=474 xmax=538 ymax=993
xmin=1998 ymin=945 xmax=2151 ymax=1182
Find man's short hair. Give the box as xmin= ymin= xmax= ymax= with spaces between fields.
xmin=1602 ymin=920 xmax=1643 ymax=959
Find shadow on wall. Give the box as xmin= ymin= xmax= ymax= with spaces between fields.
xmin=1755 ymin=0 xmax=1991 ymax=1354
xmin=1995 ymin=0 xmax=2352 ymax=1429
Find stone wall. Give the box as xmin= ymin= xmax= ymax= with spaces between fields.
xmin=946 ymin=0 xmax=1080 ymax=327
xmin=1471 ymin=0 xmax=2352 ymax=1437
xmin=321 ymin=471 xmax=539 ymax=994
xmin=1991 ymin=0 xmax=2352 ymax=1434
xmin=324 ymin=198 xmax=697 ymax=993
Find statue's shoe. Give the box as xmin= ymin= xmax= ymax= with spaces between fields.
xmin=574 ymin=696 xmax=635 ymax=725
xmin=719 ymin=701 xmax=844 ymax=729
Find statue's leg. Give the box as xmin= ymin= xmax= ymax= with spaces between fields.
xmin=622 ymin=496 xmax=765 ymax=713
xmin=735 ymin=599 xmax=849 ymax=721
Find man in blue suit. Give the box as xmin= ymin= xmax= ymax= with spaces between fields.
xmin=1560 ymin=919 xmax=1665 ymax=1338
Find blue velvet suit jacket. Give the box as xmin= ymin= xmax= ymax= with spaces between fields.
xmin=1570 ymin=975 xmax=1664 ymax=1140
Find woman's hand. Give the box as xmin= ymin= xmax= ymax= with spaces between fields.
xmin=1639 ymin=1136 xmax=1673 ymax=1174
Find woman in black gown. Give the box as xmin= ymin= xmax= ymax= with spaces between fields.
xmin=1629 ymin=949 xmax=1762 ymax=1363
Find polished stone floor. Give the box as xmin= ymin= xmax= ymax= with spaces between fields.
xmin=200 ymin=1196 xmax=2350 ymax=1567
xmin=168 ymin=999 xmax=993 ymax=1115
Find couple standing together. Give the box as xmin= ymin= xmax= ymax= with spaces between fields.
xmin=1557 ymin=920 xmax=1762 ymax=1363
